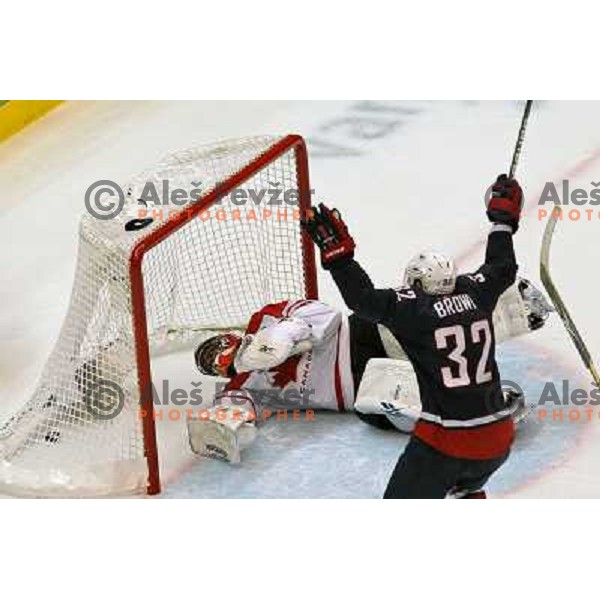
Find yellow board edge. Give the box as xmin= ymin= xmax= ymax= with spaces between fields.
xmin=0 ymin=100 xmax=64 ymax=142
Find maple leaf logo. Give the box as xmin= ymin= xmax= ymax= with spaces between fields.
xmin=269 ymin=354 xmax=301 ymax=388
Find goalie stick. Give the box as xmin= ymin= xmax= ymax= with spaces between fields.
xmin=540 ymin=205 xmax=600 ymax=388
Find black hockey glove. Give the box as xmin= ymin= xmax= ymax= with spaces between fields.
xmin=302 ymin=203 xmax=356 ymax=269
xmin=487 ymin=174 xmax=524 ymax=233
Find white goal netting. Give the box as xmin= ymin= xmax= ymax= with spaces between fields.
xmin=0 ymin=135 xmax=315 ymax=497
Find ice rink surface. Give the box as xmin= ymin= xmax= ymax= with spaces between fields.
xmin=1 ymin=100 xmax=600 ymax=498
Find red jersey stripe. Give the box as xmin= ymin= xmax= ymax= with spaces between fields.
xmin=413 ymin=418 xmax=514 ymax=460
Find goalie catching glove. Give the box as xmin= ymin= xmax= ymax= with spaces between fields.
xmin=302 ymin=203 xmax=355 ymax=269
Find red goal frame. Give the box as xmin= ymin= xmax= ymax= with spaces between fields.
xmin=128 ymin=135 xmax=318 ymax=494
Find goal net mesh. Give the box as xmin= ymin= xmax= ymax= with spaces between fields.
xmin=0 ymin=135 xmax=314 ymax=497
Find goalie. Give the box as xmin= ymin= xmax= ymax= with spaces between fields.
xmin=187 ymin=276 xmax=552 ymax=463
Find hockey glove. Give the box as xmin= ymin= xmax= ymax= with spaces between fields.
xmin=302 ymin=203 xmax=356 ymax=269
xmin=487 ymin=174 xmax=524 ymax=233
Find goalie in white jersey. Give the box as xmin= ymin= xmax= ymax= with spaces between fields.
xmin=188 ymin=299 xmax=354 ymax=461
xmin=187 ymin=278 xmax=553 ymax=462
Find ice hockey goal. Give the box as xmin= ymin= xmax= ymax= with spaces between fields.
xmin=0 ymin=135 xmax=317 ymax=497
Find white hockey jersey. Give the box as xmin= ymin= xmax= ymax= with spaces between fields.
xmin=217 ymin=300 xmax=354 ymax=413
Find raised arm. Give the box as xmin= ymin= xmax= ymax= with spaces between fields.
xmin=465 ymin=175 xmax=523 ymax=307
xmin=476 ymin=224 xmax=519 ymax=297
xmin=329 ymin=259 xmax=398 ymax=323
xmin=303 ymin=204 xmax=404 ymax=325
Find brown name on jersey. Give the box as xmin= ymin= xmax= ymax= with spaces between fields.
xmin=433 ymin=294 xmax=477 ymax=318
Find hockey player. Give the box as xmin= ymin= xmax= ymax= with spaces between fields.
xmin=187 ymin=299 xmax=355 ymax=462
xmin=347 ymin=274 xmax=547 ymax=433
xmin=302 ymin=174 xmax=525 ymax=498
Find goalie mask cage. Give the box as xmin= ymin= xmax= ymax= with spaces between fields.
xmin=0 ymin=135 xmax=317 ymax=497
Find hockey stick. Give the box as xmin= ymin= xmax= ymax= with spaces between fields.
xmin=509 ymin=100 xmax=533 ymax=178
xmin=529 ymin=96 xmax=600 ymax=387
xmin=513 ymin=101 xmax=600 ymax=389
xmin=540 ymin=205 xmax=600 ymax=388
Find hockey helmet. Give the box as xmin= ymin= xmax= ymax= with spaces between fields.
xmin=403 ymin=251 xmax=457 ymax=295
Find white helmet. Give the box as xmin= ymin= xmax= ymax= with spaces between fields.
xmin=403 ymin=251 xmax=457 ymax=295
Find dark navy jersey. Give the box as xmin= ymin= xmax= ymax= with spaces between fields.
xmin=331 ymin=226 xmax=518 ymax=459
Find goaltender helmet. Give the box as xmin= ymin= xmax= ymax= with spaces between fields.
xmin=403 ymin=251 xmax=457 ymax=295
xmin=195 ymin=333 xmax=242 ymax=377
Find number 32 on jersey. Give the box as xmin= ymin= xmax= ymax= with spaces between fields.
xmin=434 ymin=319 xmax=493 ymax=388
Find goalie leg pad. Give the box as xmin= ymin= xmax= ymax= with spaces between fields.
xmin=187 ymin=406 xmax=257 ymax=463
xmin=354 ymin=358 xmax=422 ymax=434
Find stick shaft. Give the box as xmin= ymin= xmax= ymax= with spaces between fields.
xmin=509 ymin=100 xmax=533 ymax=178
